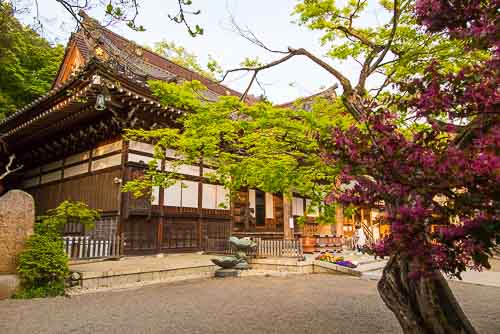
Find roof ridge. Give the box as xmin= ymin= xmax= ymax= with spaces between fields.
xmin=78 ymin=11 xmax=245 ymax=99
xmin=277 ymin=84 xmax=338 ymax=108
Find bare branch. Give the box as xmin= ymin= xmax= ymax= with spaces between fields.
xmin=0 ymin=155 xmax=23 ymax=181
xmin=221 ymin=47 xmax=352 ymax=96
xmin=54 ymin=1 xmax=201 ymax=36
xmin=355 ymin=0 xmax=401 ymax=92
xmin=348 ymin=0 xmax=366 ymax=27
xmin=219 ymin=52 xmax=296 ymax=83
xmin=368 ymin=0 xmax=402 ymax=74
xmin=255 ymin=77 xmax=267 ymax=98
xmin=55 ymin=0 xmax=86 ymax=27
xmin=229 ymin=15 xmax=289 ymax=54
xmin=169 ymin=0 xmax=203 ymax=37
xmin=371 ymin=69 xmax=397 ymax=99
xmin=240 ymin=71 xmax=258 ymax=102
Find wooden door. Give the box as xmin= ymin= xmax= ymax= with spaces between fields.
xmin=122 ymin=217 xmax=157 ymax=254
xmin=161 ymin=219 xmax=199 ymax=250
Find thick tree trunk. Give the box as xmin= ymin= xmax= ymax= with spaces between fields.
xmin=378 ymin=254 xmax=477 ymax=334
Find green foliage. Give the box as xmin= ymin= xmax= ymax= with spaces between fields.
xmin=240 ymin=57 xmax=263 ymax=68
xmin=15 ymin=233 xmax=69 ymax=298
xmin=40 ymin=200 xmax=101 ymax=233
xmin=13 ymin=280 xmax=65 ymax=299
xmin=343 ymin=205 xmax=358 ymax=219
xmin=293 ymin=0 xmax=487 ymax=85
xmin=0 ymin=3 xmax=64 ymax=118
xmin=15 ymin=201 xmax=99 ymax=299
xmin=124 ymin=81 xmax=353 ymax=221
xmin=122 ymin=1 xmax=487 ymax=228
xmin=152 ymin=40 xmax=222 ymax=79
xmin=103 ymin=1 xmax=145 ymax=31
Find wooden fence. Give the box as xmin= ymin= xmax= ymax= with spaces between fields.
xmin=206 ymin=238 xmax=303 ymax=259
xmin=63 ymin=235 xmax=123 ymax=260
xmin=256 ymin=238 xmax=303 ymax=258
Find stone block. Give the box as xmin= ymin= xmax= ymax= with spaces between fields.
xmin=0 ymin=190 xmax=35 ymax=274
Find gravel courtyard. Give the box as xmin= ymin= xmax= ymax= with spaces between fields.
xmin=1 ymin=274 xmax=499 ymax=334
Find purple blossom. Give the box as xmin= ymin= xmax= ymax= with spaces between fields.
xmin=323 ymin=0 xmax=500 ymax=279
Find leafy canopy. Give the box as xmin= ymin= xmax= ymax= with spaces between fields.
xmin=124 ymin=0 xmax=495 ymax=231
xmin=0 ymin=3 xmax=64 ymax=118
xmin=325 ymin=0 xmax=499 ymax=279
xmin=37 ymin=200 xmax=101 ymax=236
xmin=123 ymin=80 xmax=354 ymax=219
xmin=294 ymin=0 xmax=488 ymax=89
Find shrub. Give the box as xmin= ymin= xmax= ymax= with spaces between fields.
xmin=16 ymin=233 xmax=69 ymax=298
xmin=37 ymin=200 xmax=100 ymax=235
xmin=15 ymin=200 xmax=100 ymax=298
xmin=13 ymin=281 xmax=65 ymax=299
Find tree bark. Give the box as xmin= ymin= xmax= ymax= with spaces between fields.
xmin=378 ymin=254 xmax=477 ymax=334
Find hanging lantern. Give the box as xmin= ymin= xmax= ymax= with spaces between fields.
xmin=95 ymin=94 xmax=106 ymax=110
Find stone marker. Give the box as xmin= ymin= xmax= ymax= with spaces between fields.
xmin=0 ymin=190 xmax=35 ymax=299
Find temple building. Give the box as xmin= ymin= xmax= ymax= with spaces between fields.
xmin=0 ymin=13 xmax=381 ymax=255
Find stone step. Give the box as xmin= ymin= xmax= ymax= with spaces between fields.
xmin=313 ymin=260 xmax=361 ymax=277
xmin=356 ymin=261 xmax=387 ymax=272
xmin=356 ymin=258 xmax=383 ymax=266
xmin=313 ymin=259 xmax=387 ymax=278
xmin=361 ymin=270 xmax=383 ymax=281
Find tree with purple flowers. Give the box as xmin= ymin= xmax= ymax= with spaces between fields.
xmin=325 ymin=0 xmax=499 ymax=332
xmin=125 ymin=1 xmax=498 ymax=332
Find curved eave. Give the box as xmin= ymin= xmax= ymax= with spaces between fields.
xmin=0 ymin=60 xmax=159 ymax=138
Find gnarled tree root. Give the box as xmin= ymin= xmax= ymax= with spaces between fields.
xmin=378 ymin=254 xmax=477 ymax=334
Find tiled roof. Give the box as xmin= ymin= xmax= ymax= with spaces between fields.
xmin=76 ymin=11 xmax=245 ymax=99
xmin=73 ymin=30 xmax=90 ymax=60
xmin=0 ymin=13 xmax=254 ymax=132
xmin=277 ymin=85 xmax=338 ymax=108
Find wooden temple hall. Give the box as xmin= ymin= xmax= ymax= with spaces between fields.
xmin=0 ymin=13 xmax=381 ymax=255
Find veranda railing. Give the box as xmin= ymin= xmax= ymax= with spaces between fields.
xmin=206 ymin=237 xmax=304 ymax=259
xmin=63 ymin=234 xmax=123 ymax=260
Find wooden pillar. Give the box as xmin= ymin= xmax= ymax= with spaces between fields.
xmin=283 ymin=194 xmax=293 ymax=240
xmin=157 ymin=168 xmax=165 ymax=253
xmin=335 ymin=204 xmax=344 ymax=237
xmin=198 ymin=164 xmax=203 ymax=249
xmin=117 ymin=139 xmax=129 ymax=240
xmin=229 ymin=189 xmax=235 ymax=237
xmin=156 ymin=218 xmax=163 ymax=253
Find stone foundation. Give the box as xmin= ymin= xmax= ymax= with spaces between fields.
xmin=68 ymin=265 xmax=219 ymax=294
xmin=68 ymin=257 xmax=354 ymax=295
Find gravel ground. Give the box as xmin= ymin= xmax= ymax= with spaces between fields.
xmin=0 ymin=274 xmax=499 ymax=334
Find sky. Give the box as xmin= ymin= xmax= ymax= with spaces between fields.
xmin=21 ymin=0 xmax=387 ymax=104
